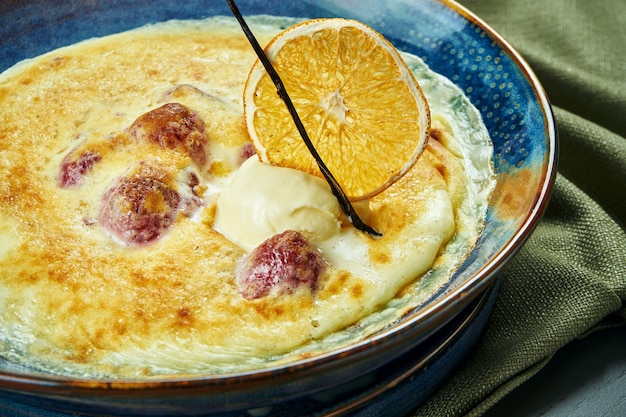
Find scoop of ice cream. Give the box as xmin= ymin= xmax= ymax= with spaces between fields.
xmin=214 ymin=155 xmax=341 ymax=251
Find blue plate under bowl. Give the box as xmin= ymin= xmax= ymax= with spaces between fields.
xmin=0 ymin=0 xmax=557 ymax=415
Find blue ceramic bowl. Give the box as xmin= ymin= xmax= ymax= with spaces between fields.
xmin=0 ymin=0 xmax=557 ymax=415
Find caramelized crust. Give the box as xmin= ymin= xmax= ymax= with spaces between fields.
xmin=0 ymin=18 xmax=486 ymax=378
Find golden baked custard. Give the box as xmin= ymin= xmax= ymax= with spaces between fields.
xmin=0 ymin=16 xmax=494 ymax=378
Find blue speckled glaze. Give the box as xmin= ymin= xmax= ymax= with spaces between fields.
xmin=0 ymin=0 xmax=556 ymax=415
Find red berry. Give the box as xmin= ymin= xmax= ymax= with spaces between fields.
xmin=238 ymin=230 xmax=325 ymax=299
xmin=59 ymin=150 xmax=101 ymax=188
xmin=99 ymin=162 xmax=181 ymax=245
xmin=130 ymin=103 xmax=208 ymax=166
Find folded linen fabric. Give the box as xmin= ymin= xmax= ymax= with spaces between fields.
xmin=410 ymin=1 xmax=626 ymax=415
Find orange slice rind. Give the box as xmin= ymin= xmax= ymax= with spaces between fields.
xmin=244 ymin=18 xmax=430 ymax=201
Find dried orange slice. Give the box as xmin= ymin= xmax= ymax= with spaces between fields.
xmin=243 ymin=18 xmax=430 ymax=201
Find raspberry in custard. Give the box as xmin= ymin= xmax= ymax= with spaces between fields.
xmin=99 ymin=161 xmax=182 ymax=245
xmin=237 ymin=230 xmax=326 ymax=299
xmin=129 ymin=102 xmax=208 ymax=166
xmin=59 ymin=150 xmax=102 ymax=188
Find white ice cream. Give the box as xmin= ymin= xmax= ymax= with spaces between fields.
xmin=214 ymin=155 xmax=341 ymax=251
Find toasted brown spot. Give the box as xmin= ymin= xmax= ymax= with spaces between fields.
xmin=114 ymin=320 xmax=128 ymax=336
xmin=176 ymin=307 xmax=194 ymax=327
xmin=350 ymin=283 xmax=364 ymax=298
xmin=252 ymin=301 xmax=288 ymax=320
xmin=325 ymin=271 xmax=350 ymax=296
xmin=491 ymin=168 xmax=539 ymax=221
xmin=209 ymin=160 xmax=233 ymax=176
xmin=370 ymin=248 xmax=391 ymax=265
xmin=429 ymin=127 xmax=443 ymax=142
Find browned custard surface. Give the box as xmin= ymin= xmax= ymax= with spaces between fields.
xmin=0 ymin=17 xmax=494 ymax=377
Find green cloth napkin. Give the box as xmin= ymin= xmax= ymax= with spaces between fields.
xmin=411 ymin=1 xmax=626 ymax=416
